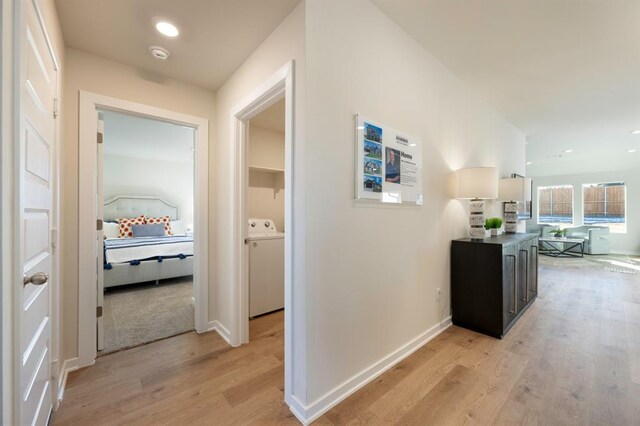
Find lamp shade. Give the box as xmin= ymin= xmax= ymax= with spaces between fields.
xmin=499 ymin=177 xmax=532 ymax=201
xmin=456 ymin=167 xmax=498 ymax=199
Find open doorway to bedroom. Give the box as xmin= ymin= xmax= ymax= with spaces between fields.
xmin=97 ymin=109 xmax=196 ymax=354
xmin=77 ymin=91 xmax=208 ymax=368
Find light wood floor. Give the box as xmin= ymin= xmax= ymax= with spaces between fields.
xmin=53 ymin=256 xmax=640 ymax=425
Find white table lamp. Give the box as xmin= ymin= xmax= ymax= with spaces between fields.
xmin=499 ymin=177 xmax=532 ymax=202
xmin=456 ymin=167 xmax=498 ymax=240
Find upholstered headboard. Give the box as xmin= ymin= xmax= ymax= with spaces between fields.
xmin=103 ymin=196 xmax=179 ymax=221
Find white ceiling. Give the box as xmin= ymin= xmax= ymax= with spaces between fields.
xmin=250 ymin=98 xmax=285 ymax=133
xmin=373 ymin=0 xmax=640 ymax=176
xmin=102 ymin=110 xmax=194 ymax=163
xmin=54 ymin=0 xmax=300 ymax=90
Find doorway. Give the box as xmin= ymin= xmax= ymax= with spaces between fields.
xmin=246 ymin=99 xmax=285 ymax=336
xmin=97 ymin=110 xmax=196 ymax=354
xmin=77 ymin=93 xmax=209 ymax=368
xmin=229 ymin=61 xmax=295 ymax=407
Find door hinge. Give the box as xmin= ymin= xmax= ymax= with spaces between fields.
xmin=53 ymin=97 xmax=59 ymax=118
xmin=51 ymin=359 xmax=59 ymax=379
xmin=97 ymin=131 xmax=103 ymax=144
xmin=97 ymin=219 xmax=103 ymax=231
xmin=97 ymin=306 xmax=103 ymax=318
xmin=51 ymin=228 xmax=58 ymax=248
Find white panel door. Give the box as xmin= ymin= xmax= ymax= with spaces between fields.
xmin=20 ymin=0 xmax=57 ymax=424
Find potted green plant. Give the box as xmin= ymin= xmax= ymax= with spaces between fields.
xmin=484 ymin=217 xmax=504 ymax=236
xmin=552 ymin=228 xmax=567 ymax=238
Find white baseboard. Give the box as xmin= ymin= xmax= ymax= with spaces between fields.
xmin=289 ymin=316 xmax=452 ymax=425
xmin=56 ymin=357 xmax=80 ymax=407
xmin=207 ymin=320 xmax=233 ymax=345
xmin=287 ymin=394 xmax=311 ymax=425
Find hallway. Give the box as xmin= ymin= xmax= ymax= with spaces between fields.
xmin=53 ymin=256 xmax=640 ymax=425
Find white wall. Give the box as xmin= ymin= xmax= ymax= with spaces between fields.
xmin=103 ymin=155 xmax=195 ymax=226
xmin=248 ymin=126 xmax=285 ymax=231
xmin=302 ymin=0 xmax=525 ymax=410
xmin=248 ymin=125 xmax=285 ymax=169
xmin=61 ymin=48 xmax=216 ymax=363
xmin=212 ymin=1 xmax=306 ymax=401
xmin=529 ymin=168 xmax=640 ymax=254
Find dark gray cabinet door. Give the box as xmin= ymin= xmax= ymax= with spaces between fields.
xmin=528 ymin=238 xmax=538 ymax=300
xmin=503 ymin=245 xmax=518 ymax=329
xmin=517 ymin=242 xmax=530 ymax=312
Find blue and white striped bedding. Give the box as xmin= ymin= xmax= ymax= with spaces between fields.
xmin=104 ymin=235 xmax=193 ymax=267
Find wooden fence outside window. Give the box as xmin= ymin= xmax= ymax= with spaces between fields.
xmin=538 ymin=187 xmax=573 ymax=218
xmin=538 ymin=183 xmax=626 ymax=226
xmin=583 ymin=185 xmax=625 ymax=218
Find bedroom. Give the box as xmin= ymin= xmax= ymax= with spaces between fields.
xmin=99 ymin=109 xmax=196 ymax=353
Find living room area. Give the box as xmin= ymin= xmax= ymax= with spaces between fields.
xmin=524 ymin=144 xmax=639 ymax=277
xmin=525 ymin=167 xmax=638 ymax=260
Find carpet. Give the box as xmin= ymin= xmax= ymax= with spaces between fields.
xmin=100 ymin=276 xmax=195 ymax=355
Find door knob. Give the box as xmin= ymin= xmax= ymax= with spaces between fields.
xmin=23 ymin=272 xmax=48 ymax=286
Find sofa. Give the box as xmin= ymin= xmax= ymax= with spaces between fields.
xmin=527 ymin=224 xmax=611 ymax=255
xmin=565 ymin=225 xmax=610 ymax=255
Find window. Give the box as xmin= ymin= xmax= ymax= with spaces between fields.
xmin=583 ymin=182 xmax=626 ymax=233
xmin=538 ymin=185 xmax=573 ymax=225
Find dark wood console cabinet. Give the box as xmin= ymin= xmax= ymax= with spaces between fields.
xmin=451 ymin=233 xmax=538 ymax=338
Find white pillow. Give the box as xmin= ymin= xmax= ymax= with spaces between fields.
xmin=104 ymin=221 xmax=119 ymax=239
xmin=170 ymin=220 xmax=187 ymax=235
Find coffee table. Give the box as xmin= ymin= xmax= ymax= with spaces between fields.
xmin=539 ymin=237 xmax=584 ymax=258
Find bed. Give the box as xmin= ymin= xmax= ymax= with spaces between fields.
xmin=101 ymin=196 xmax=194 ymax=288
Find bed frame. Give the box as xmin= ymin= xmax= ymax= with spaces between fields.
xmin=102 ymin=196 xmax=193 ymax=288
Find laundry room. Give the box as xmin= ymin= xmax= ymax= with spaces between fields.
xmin=247 ymin=99 xmax=285 ymax=322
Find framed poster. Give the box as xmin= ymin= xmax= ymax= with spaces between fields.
xmin=355 ymin=115 xmax=423 ymax=204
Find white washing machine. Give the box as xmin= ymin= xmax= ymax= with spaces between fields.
xmin=247 ymin=218 xmax=284 ymax=317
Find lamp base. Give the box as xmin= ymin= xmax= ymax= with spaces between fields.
xmin=469 ymin=227 xmax=487 ymax=240
xmin=504 ymin=202 xmax=519 ymax=233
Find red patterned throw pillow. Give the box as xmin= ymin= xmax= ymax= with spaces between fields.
xmin=117 ymin=215 xmax=146 ymax=238
xmin=146 ymin=216 xmax=173 ymax=235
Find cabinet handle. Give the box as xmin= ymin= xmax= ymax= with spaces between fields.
xmin=520 ymin=249 xmax=528 ymax=302
xmin=506 ymin=254 xmax=516 ymax=313
xmin=531 ymin=245 xmax=538 ymax=293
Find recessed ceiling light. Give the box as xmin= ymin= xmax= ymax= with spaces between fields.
xmin=629 ymin=149 xmax=637 ymax=153
xmin=149 ymin=46 xmax=170 ymax=61
xmin=564 ymin=149 xmax=574 ymax=153
xmin=630 ymin=130 xmax=640 ymax=135
xmin=156 ymin=22 xmax=179 ymax=37
xmin=526 ymin=161 xmax=533 ymax=165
